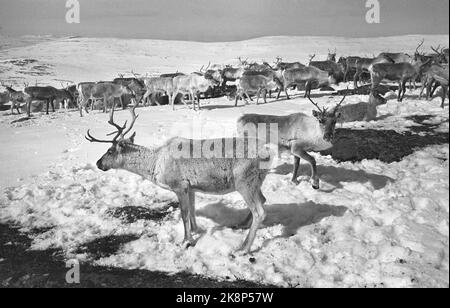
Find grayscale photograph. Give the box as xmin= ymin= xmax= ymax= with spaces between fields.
xmin=0 ymin=0 xmax=448 ymax=292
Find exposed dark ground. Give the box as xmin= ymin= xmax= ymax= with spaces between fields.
xmin=0 ymin=224 xmax=274 ymax=288
xmin=321 ymin=115 xmax=449 ymax=163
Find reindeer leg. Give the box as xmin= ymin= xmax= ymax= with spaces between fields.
xmin=397 ymin=81 xmax=402 ymax=102
xmin=291 ymin=156 xmax=301 ymax=185
xmin=236 ymin=185 xmax=266 ymax=254
xmin=276 ymin=88 xmax=282 ymax=100
xmin=190 ymin=91 xmax=196 ymax=111
xmin=426 ymin=82 xmax=433 ymax=100
xmin=256 ymin=89 xmax=261 ymax=105
xmin=354 ymin=71 xmax=359 ymax=89
xmin=176 ymin=189 xmax=194 ymax=246
xmin=51 ymin=99 xmax=55 ymax=113
xmin=400 ymin=80 xmax=407 ymax=102
xmin=197 ymin=92 xmax=201 ymax=110
xmin=430 ymin=82 xmax=440 ymax=98
xmin=46 ymin=99 xmax=50 ymax=115
xmin=171 ymin=92 xmax=177 ymax=110
xmin=306 ymin=81 xmax=311 ymax=98
xmin=26 ymin=98 xmax=32 ymax=118
xmin=419 ymin=77 xmax=427 ymax=99
xmin=263 ymin=89 xmax=268 ymax=104
xmin=16 ymin=101 xmax=21 ymax=114
xmin=188 ymin=191 xmax=198 ymax=233
xmin=143 ymin=90 xmax=151 ymax=107
xmin=246 ymin=92 xmax=253 ymax=102
xmin=292 ymin=145 xmax=319 ymax=189
xmin=442 ymin=86 xmax=447 ymax=108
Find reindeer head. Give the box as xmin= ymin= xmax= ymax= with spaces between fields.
xmin=327 ymin=49 xmax=337 ymax=62
xmin=204 ymin=68 xmax=223 ymax=86
xmin=86 ymin=105 xmax=139 ymax=171
xmin=431 ymin=45 xmax=448 ymax=64
xmin=308 ymin=95 xmax=345 ymax=142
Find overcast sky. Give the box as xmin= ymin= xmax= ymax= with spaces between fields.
xmin=0 ymin=0 xmax=448 ymax=41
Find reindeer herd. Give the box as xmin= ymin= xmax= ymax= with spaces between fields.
xmin=1 ymin=40 xmax=449 ymax=117
xmin=0 ymin=40 xmax=448 ymax=253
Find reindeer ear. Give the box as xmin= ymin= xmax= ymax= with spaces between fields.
xmin=129 ymin=132 xmax=136 ymax=144
xmin=312 ymin=110 xmax=320 ymax=118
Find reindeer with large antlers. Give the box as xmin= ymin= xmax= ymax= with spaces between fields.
xmin=87 ymin=105 xmax=275 ymax=254
xmin=237 ymin=95 xmax=346 ymax=189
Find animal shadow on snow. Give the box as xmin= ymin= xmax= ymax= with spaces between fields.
xmin=76 ymin=234 xmax=142 ymax=259
xmin=197 ymin=201 xmax=347 ymax=238
xmin=274 ymin=163 xmax=393 ymax=191
xmin=106 ymin=204 xmax=177 ymax=224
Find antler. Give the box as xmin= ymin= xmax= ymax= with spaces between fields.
xmin=85 ymin=130 xmax=116 ymax=144
xmin=307 ymin=96 xmax=325 ymax=113
xmin=431 ymin=45 xmax=442 ymax=55
xmin=333 ymin=94 xmax=347 ymax=114
xmin=238 ymin=57 xmax=249 ymax=67
xmin=86 ymin=104 xmax=139 ymax=144
xmin=308 ymin=54 xmax=316 ymax=63
xmin=121 ymin=104 xmax=139 ymax=138
xmin=415 ymin=39 xmax=425 ymax=54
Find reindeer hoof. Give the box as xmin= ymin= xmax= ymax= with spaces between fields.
xmin=183 ymin=239 xmax=196 ymax=249
xmin=291 ymin=179 xmax=300 ymax=185
xmin=312 ymin=179 xmax=320 ymax=190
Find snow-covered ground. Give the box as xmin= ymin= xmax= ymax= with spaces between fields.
xmin=0 ymin=35 xmax=448 ymax=288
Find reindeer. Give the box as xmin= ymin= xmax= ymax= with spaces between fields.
xmin=23 ymin=85 xmax=75 ymax=117
xmin=142 ymin=77 xmax=175 ymax=106
xmin=327 ymin=49 xmax=337 ymax=62
xmin=86 ymin=105 xmax=274 ymax=253
xmin=276 ymin=66 xmax=336 ymax=99
xmin=338 ymin=56 xmax=362 ymax=82
xmin=113 ymin=77 xmax=146 ymax=108
xmin=0 ymin=91 xmax=10 ymax=109
xmin=331 ymin=90 xmax=386 ymax=123
xmin=172 ymin=72 xmax=221 ymax=111
xmin=1 ymin=82 xmax=26 ymax=114
xmin=419 ymin=64 xmax=449 ymax=108
xmin=77 ymin=82 xmax=135 ymax=117
xmin=221 ymin=67 xmax=245 ymax=88
xmin=429 ymin=45 xmax=449 ymax=64
xmin=369 ymin=55 xmax=431 ymax=102
xmin=309 ymin=57 xmax=345 ymax=84
xmin=237 ymin=95 xmax=346 ymax=189
xmin=235 ymin=73 xmax=279 ymax=106
xmin=55 ymin=82 xmax=78 ymax=110
xmin=354 ymin=55 xmax=393 ymax=88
